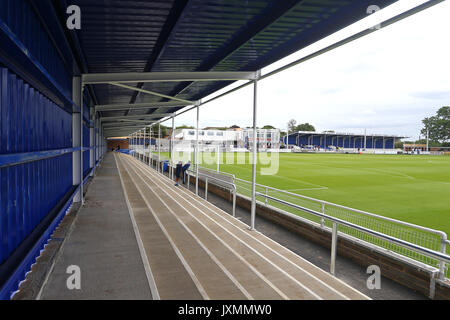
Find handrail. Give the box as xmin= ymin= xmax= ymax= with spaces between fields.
xmin=257 ymin=192 xmax=450 ymax=278
xmin=197 ymin=166 xmax=236 ymax=180
xmin=234 ymin=177 xmax=447 ymax=238
xmin=187 ymin=169 xmax=237 ymax=217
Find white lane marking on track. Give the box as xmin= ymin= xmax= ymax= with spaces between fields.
xmin=119 ymin=155 xmax=210 ymax=300
xmin=128 ymin=157 xmax=349 ymax=300
xmin=114 ymin=154 xmax=160 ymax=300
xmin=123 ymin=157 xmax=268 ymax=300
xmin=130 ymin=155 xmax=370 ymax=300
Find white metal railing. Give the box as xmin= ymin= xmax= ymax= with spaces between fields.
xmin=186 ymin=169 xmax=237 ymax=217
xmin=257 ymin=192 xmax=450 ymax=279
xmin=231 ymin=176 xmax=449 ymax=279
xmin=145 ymin=158 xmax=449 ymax=280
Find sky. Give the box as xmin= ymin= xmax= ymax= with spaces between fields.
xmin=164 ymin=0 xmax=450 ymax=141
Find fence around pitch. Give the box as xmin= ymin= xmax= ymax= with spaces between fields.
xmin=232 ymin=176 xmax=448 ymax=279
xmin=140 ymin=154 xmax=449 ymax=279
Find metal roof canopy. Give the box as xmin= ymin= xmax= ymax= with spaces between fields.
xmin=51 ymin=0 xmax=444 ymax=137
xmin=48 ymin=0 xmax=408 ymax=136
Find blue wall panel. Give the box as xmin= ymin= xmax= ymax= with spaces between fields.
xmin=0 ymin=0 xmax=72 ymax=100
xmin=0 ymin=67 xmax=72 ymax=264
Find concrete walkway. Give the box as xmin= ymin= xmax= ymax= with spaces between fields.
xmin=35 ymin=152 xmax=378 ymax=300
xmin=38 ymin=153 xmax=152 ymax=300
xmin=113 ymin=153 xmax=370 ymax=300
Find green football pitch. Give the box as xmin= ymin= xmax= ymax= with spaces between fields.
xmin=161 ymin=152 xmax=450 ymax=237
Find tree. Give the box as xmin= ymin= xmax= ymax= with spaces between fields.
xmin=395 ymin=141 xmax=404 ymax=149
xmin=295 ymin=123 xmax=316 ymax=132
xmin=287 ymin=119 xmax=297 ymax=132
xmin=262 ymin=125 xmax=275 ymax=129
xmin=421 ymin=106 xmax=450 ymax=144
xmin=149 ymin=125 xmax=167 ymax=138
xmin=176 ymin=124 xmax=194 ymax=129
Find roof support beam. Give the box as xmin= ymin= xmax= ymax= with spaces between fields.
xmin=127 ymin=0 xmax=190 ymax=109
xmin=104 ymin=126 xmax=150 ymax=131
xmin=95 ymin=101 xmax=188 ymax=112
xmin=108 ymin=82 xmax=195 ymax=104
xmin=104 ymin=119 xmax=156 ymax=124
xmin=163 ymin=0 xmax=306 ymax=101
xmin=100 ymin=113 xmax=173 ymax=122
xmin=83 ymin=71 xmax=259 ymax=84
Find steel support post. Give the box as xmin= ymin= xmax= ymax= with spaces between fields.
xmin=217 ymin=145 xmax=220 ymax=172
xmin=72 ymin=77 xmax=82 ymax=203
xmin=158 ymin=123 xmax=161 ymax=172
xmin=250 ymin=77 xmax=259 ymax=230
xmin=80 ymin=82 xmax=84 ymax=205
xmin=331 ymin=222 xmax=338 ymax=275
xmin=195 ymin=105 xmax=200 ymax=196
xmin=364 ymin=129 xmax=367 ymax=151
xmin=286 ymin=128 xmax=289 ymax=150
xmin=171 ymin=117 xmax=175 ymax=179
xmin=149 ymin=126 xmax=152 ymax=167
xmin=90 ymin=105 xmax=95 ymax=176
xmin=141 ymin=129 xmax=143 ymax=161
xmin=144 ymin=127 xmax=147 ymax=162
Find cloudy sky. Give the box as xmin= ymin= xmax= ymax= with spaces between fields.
xmin=166 ymin=0 xmax=450 ymax=140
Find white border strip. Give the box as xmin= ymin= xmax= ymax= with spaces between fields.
xmin=118 ymin=155 xmax=210 ymax=299
xmin=132 ymin=155 xmax=369 ymax=299
xmin=114 ymin=154 xmax=160 ymax=300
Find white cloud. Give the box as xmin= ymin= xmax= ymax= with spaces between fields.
xmin=170 ymin=0 xmax=450 ymax=141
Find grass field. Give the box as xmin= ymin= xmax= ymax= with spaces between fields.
xmin=162 ymin=152 xmax=450 ymax=238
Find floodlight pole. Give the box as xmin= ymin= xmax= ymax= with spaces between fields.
xmin=195 ymin=104 xmax=200 ymax=196
xmin=286 ymin=127 xmax=289 ymax=150
xmin=250 ymin=72 xmax=260 ymax=231
xmin=364 ymin=129 xmax=367 ymax=151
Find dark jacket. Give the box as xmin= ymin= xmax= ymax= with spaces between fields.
xmin=182 ymin=163 xmax=190 ymax=173
xmin=175 ymin=163 xmax=183 ymax=177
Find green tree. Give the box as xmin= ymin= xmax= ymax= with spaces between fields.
xmin=395 ymin=141 xmax=404 ymax=149
xmin=421 ymin=106 xmax=450 ymax=144
xmin=262 ymin=125 xmax=276 ymax=129
xmin=287 ymin=119 xmax=297 ymax=132
xmin=295 ymin=123 xmax=316 ymax=132
xmin=176 ymin=124 xmax=195 ymax=129
xmin=148 ymin=125 xmax=167 ymax=138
